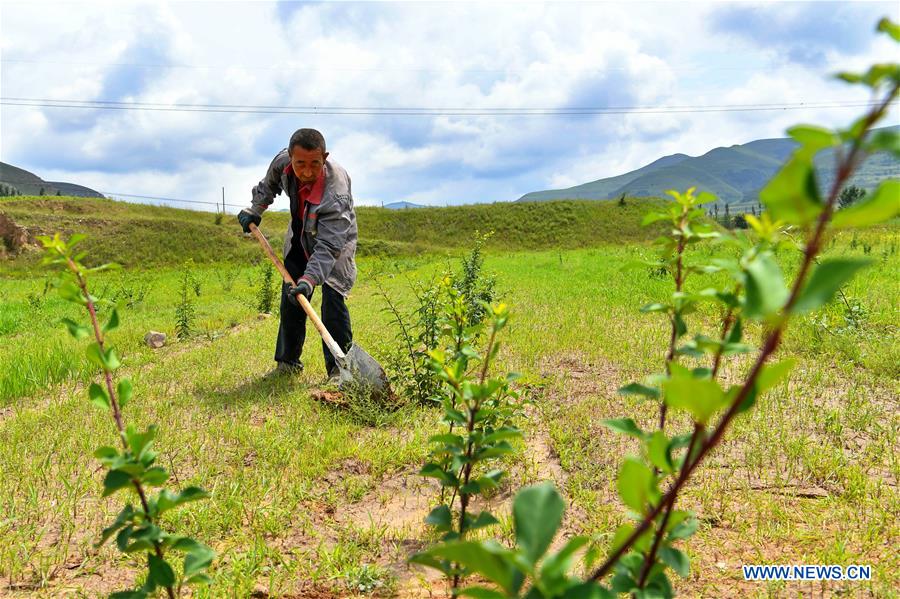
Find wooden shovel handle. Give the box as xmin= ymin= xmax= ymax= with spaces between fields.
xmin=248 ymin=223 xmax=346 ymax=361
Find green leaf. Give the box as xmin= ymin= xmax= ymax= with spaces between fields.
xmin=663 ymin=372 xmax=726 ymax=425
xmin=793 ymin=259 xmax=870 ymax=314
xmin=104 ymin=347 xmax=121 ymax=370
xmin=617 ymin=458 xmax=654 ymax=513
xmin=646 ymin=431 xmax=673 ymax=473
xmin=102 ymin=469 xmax=133 ymax=497
xmin=669 ymin=517 xmax=699 ymax=540
xmin=695 ymin=191 xmax=717 ymax=205
xmin=67 ymin=233 xmax=87 ymax=247
xmin=832 ymin=180 xmax=900 ymax=228
xmin=640 ymin=303 xmax=670 ymax=314
xmin=126 ymin=425 xmax=157 ymax=457
xmin=459 ymin=588 xmax=508 ymax=599
xmin=426 ymin=540 xmax=518 ymax=595
xmin=141 ymin=467 xmax=169 ymax=486
xmin=103 ymin=309 xmax=120 ymax=333
xmin=659 ymin=546 xmax=690 ymax=578
xmin=148 ymin=554 xmax=176 ymax=588
xmin=425 ymin=505 xmax=453 ymax=531
xmin=428 ymin=433 xmax=464 ymax=447
xmin=97 ymin=505 xmax=135 ymax=547
xmin=603 ymin=418 xmax=645 ymax=439
xmin=183 ymin=544 xmax=215 ymax=577
xmin=744 ymin=252 xmax=788 ymax=320
xmin=86 ymin=343 xmax=120 ymax=371
xmin=540 ymin=535 xmax=590 ymax=584
xmin=862 ymin=63 xmax=900 ymax=87
xmin=877 ymin=17 xmax=900 ymax=41
xmin=184 ymin=573 xmax=213 ymax=586
xmin=642 ymin=212 xmax=670 ymax=226
xmin=759 ymin=149 xmax=822 ymax=226
xmin=88 ymin=383 xmax=110 ymax=410
xmin=787 ymin=125 xmax=837 ymax=151
xmin=109 ymin=591 xmax=147 ymax=599
xmin=482 ymin=427 xmax=523 ymax=444
xmin=86 ymin=343 xmax=105 ymax=369
xmin=836 ymin=71 xmax=863 ymax=84
xmin=157 ymin=486 xmax=209 ymax=515
xmin=174 ymin=486 xmax=209 ymax=505
xmin=617 ymin=383 xmax=659 ymax=400
xmin=60 ymin=317 xmax=90 ymax=339
xmin=420 ymin=463 xmax=458 ymax=487
xmin=866 ymin=128 xmax=900 ymax=157
xmin=513 ymin=482 xmax=565 ymax=566
xmin=756 ymin=359 xmax=796 ymax=394
xmin=610 ymin=570 xmax=638 ymax=594
xmin=57 ymin=280 xmax=85 ymax=304
xmin=561 ymin=582 xmax=615 ymax=599
xmin=467 ymin=511 xmax=500 ymax=531
xmin=117 ymin=379 xmax=133 ymax=407
xmin=94 ymin=446 xmax=118 ymax=462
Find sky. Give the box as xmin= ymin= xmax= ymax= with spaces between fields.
xmin=1 ymin=0 xmax=898 ymax=210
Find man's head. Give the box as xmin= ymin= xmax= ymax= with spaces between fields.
xmin=288 ymin=128 xmax=329 ymax=184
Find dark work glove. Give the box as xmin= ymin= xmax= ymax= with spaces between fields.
xmin=286 ymin=278 xmax=314 ymax=308
xmin=237 ymin=209 xmax=261 ymax=233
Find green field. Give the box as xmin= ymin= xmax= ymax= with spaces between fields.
xmin=0 ymin=196 xmax=898 ymax=597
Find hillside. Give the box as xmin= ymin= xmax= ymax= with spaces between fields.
xmin=518 ymin=153 xmax=690 ymax=202
xmin=0 ymin=162 xmax=104 ymax=198
xmin=518 ymin=126 xmax=900 ymax=204
xmin=0 ymin=195 xmax=668 ymax=271
xmin=47 ymin=181 xmax=106 ymax=198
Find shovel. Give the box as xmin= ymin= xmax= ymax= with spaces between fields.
xmin=248 ymin=223 xmax=391 ymax=401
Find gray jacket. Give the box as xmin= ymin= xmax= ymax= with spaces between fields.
xmin=246 ymin=150 xmax=358 ymax=297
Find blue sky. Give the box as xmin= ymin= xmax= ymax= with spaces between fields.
xmin=1 ymin=0 xmax=897 ymax=209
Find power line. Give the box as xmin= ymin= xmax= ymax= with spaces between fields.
xmin=0 ymin=97 xmax=888 ymax=116
xmin=101 ymin=191 xmax=244 ymax=209
xmin=0 ymin=57 xmax=791 ymax=74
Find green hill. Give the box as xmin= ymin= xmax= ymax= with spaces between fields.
xmin=0 ymin=162 xmax=104 ymax=198
xmin=518 ymin=153 xmax=690 ymax=202
xmin=518 ymin=127 xmax=900 ymax=204
xmin=0 ymin=195 xmax=668 ymax=271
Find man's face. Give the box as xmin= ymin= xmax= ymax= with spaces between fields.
xmin=290 ymin=146 xmax=328 ymax=184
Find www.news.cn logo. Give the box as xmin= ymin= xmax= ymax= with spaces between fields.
xmin=743 ymin=564 xmax=871 ymax=581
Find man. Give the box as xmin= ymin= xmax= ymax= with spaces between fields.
xmin=238 ymin=128 xmax=357 ymax=381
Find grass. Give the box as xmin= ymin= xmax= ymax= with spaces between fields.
xmin=0 ymin=196 xmax=897 ymax=597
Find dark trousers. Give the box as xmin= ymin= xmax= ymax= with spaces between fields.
xmin=275 ymin=247 xmax=352 ymax=374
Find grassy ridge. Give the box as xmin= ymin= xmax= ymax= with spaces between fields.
xmin=1 ymin=195 xmax=667 ymax=270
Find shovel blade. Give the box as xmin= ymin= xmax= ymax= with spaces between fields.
xmin=337 ymin=343 xmax=391 ymax=400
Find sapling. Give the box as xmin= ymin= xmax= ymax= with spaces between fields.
xmin=175 ymin=266 xmax=195 ymax=340
xmin=39 ymin=233 xmax=214 ymax=598
xmin=586 ymin=19 xmax=900 ymax=595
xmin=255 ymin=263 xmax=277 ymax=314
xmin=412 ymin=296 xmax=524 ymax=591
xmin=410 ymin=18 xmax=900 ymax=598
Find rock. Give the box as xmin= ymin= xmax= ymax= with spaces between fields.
xmin=257 ymin=313 xmax=272 ymax=320
xmin=144 ymin=331 xmax=166 ymax=348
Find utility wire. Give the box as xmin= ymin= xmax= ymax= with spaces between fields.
xmin=0 ymin=57 xmax=794 ymax=74
xmin=101 ymin=191 xmax=244 ymax=209
xmin=0 ymin=97 xmax=888 ymax=116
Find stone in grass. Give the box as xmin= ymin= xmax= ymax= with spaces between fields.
xmin=144 ymin=331 xmax=166 ymax=348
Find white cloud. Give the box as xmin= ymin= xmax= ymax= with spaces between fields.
xmin=1 ymin=1 xmax=897 ymax=208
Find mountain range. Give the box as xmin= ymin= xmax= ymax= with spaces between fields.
xmin=0 ymin=162 xmax=104 ymax=198
xmin=517 ymin=126 xmax=899 ymax=205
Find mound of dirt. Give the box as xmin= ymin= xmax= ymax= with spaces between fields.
xmin=0 ymin=211 xmax=36 ymax=257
